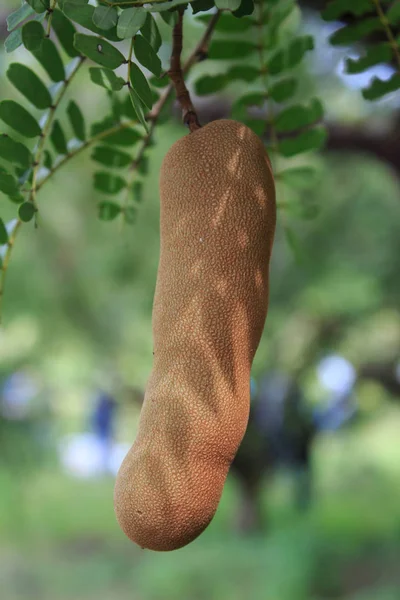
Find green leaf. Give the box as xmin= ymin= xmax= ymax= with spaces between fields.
xmin=362 ymin=73 xmax=400 ymax=101
xmin=232 ymin=0 xmax=254 ymax=17
xmin=74 ymin=34 xmax=126 ymax=69
xmin=92 ymin=146 xmax=132 ymax=168
xmin=191 ymin=0 xmax=215 ymax=14
xmin=330 ymin=18 xmax=381 ymax=46
xmin=284 ymin=199 xmax=320 ymax=220
xmin=195 ymin=74 xmax=227 ymax=95
xmin=269 ymin=36 xmax=314 ymax=75
xmin=98 ymin=201 xmax=121 ymax=221
xmin=275 ymin=98 xmax=323 ymax=133
xmin=0 ymin=100 xmax=42 ymax=138
xmin=52 ymin=9 xmax=80 ymax=58
xmin=134 ymin=35 xmax=162 ymax=77
xmin=196 ymin=65 xmax=260 ymax=94
xmin=43 ymin=150 xmax=53 ymax=170
xmin=269 ymin=78 xmax=297 ymax=102
xmin=265 ymin=2 xmax=297 ymax=47
xmin=117 ymin=7 xmax=146 ymax=39
xmin=7 ymin=63 xmax=51 ymax=109
xmin=148 ymin=0 xmax=189 ymax=12
xmin=19 ymin=202 xmax=36 ymax=222
xmin=231 ymin=93 xmax=266 ymax=119
xmin=387 ymin=1 xmax=400 ymax=25
xmin=31 ymin=38 xmax=66 ymax=82
xmin=322 ymin=0 xmax=377 ymax=21
xmin=137 ymin=155 xmax=149 ymax=176
xmin=58 ymin=0 xmax=85 ymax=8
xmin=123 ymin=206 xmax=137 ymax=224
xmin=26 ymin=0 xmax=49 ymax=14
xmin=0 ymin=219 xmax=9 ymax=245
xmin=243 ymin=119 xmax=266 ymax=136
xmin=94 ymin=172 xmax=126 ymax=195
xmin=196 ymin=13 xmax=253 ymax=31
xmin=159 ymin=11 xmax=178 ymax=26
xmin=103 ymin=127 xmax=142 ymax=146
xmin=0 ymin=221 xmax=14 ymax=262
xmin=5 ymin=11 xmax=46 ymax=53
xmin=209 ymin=40 xmax=255 ymax=59
xmin=91 ymin=116 xmax=115 ymax=136
xmin=108 ymin=95 xmax=123 ymax=122
xmin=107 ymin=96 xmax=124 ymax=123
xmin=150 ymin=89 xmax=162 ymax=107
xmin=122 ymin=94 xmax=138 ymax=119
xmin=277 ymin=166 xmax=318 ymax=190
xmin=5 ymin=29 xmax=23 ymax=53
xmin=109 ymin=94 xmax=124 ymax=124
xmin=130 ymin=63 xmax=153 ymax=110
xmin=239 ymin=93 xmax=266 ymax=106
xmin=284 ymin=226 xmax=304 ymax=263
xmin=132 ymin=180 xmax=143 ymax=202
xmin=129 ymin=89 xmax=148 ymax=132
xmin=215 ymin=0 xmax=241 ymax=10
xmin=149 ymin=75 xmax=169 ymax=89
xmin=140 ymin=13 xmax=162 ymax=52
xmin=228 ymin=65 xmax=260 ymax=81
xmin=67 ymin=101 xmax=86 ymax=141
xmin=93 ymin=5 xmax=118 ymax=31
xmin=346 ymin=44 xmax=393 ymax=74
xmin=89 ymin=67 xmax=125 ymax=91
xmin=278 ymin=126 xmax=327 ymax=157
xmin=9 ymin=194 xmax=26 ymax=205
xmin=50 ymin=120 xmax=68 ymax=155
xmin=22 ymin=20 xmax=44 ymax=51
xmin=7 ymin=3 xmax=35 ymax=31
xmin=0 ymin=170 xmax=21 ymax=197
xmin=0 ymin=135 xmax=32 ymax=167
xmin=62 ymin=2 xmax=120 ymax=41
xmin=17 ymin=167 xmax=33 ymax=187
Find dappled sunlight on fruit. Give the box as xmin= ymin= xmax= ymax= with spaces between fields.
xmin=114 ymin=120 xmax=276 ymax=551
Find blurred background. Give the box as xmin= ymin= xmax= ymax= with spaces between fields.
xmin=1 ymin=1 xmax=400 ymax=599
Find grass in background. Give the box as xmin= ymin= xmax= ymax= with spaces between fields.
xmin=1 ymin=406 xmax=400 ymax=600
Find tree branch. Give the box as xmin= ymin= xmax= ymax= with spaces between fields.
xmin=46 ymin=0 xmax=57 ymax=37
xmin=123 ymin=10 xmax=221 ymax=212
xmin=326 ymin=123 xmax=400 ymax=177
xmin=168 ymin=8 xmax=201 ymax=132
xmin=372 ymin=0 xmax=400 ymax=72
xmin=299 ymin=0 xmax=400 ymax=69
xmin=0 ymin=56 xmax=85 ymax=322
xmin=37 ymin=10 xmax=221 ymax=194
xmin=0 ymin=220 xmax=22 ymax=324
xmin=30 ymin=56 xmax=86 ymax=216
xmin=0 ymin=10 xmax=222 ymax=322
xmin=36 ymin=120 xmax=139 ymax=194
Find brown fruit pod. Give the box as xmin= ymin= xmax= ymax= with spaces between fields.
xmin=114 ymin=119 xmax=276 ymax=551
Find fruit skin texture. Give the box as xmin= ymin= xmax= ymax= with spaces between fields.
xmin=114 ymin=119 xmax=276 ymax=551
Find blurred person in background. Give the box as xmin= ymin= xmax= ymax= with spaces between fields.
xmin=58 ymin=371 xmax=129 ymax=478
xmin=0 ymin=365 xmax=53 ymax=470
xmin=90 ymin=386 xmax=118 ymax=473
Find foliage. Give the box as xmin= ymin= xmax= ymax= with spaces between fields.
xmin=322 ymin=0 xmax=400 ymax=100
xmin=0 ymin=0 xmax=399 ymax=319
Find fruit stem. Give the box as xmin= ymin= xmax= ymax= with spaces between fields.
xmin=168 ymin=8 xmax=201 ymax=133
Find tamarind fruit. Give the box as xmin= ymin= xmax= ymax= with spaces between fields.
xmin=114 ymin=119 xmax=276 ymax=551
